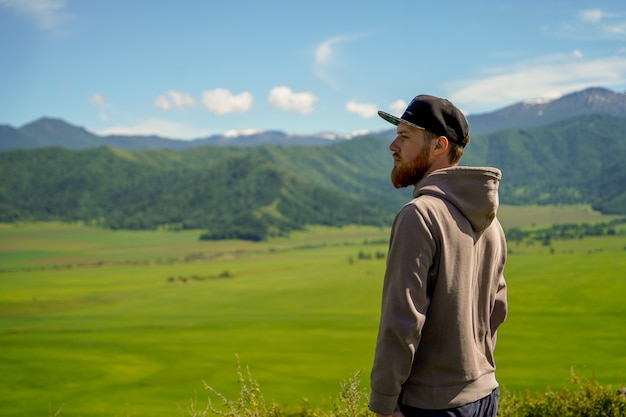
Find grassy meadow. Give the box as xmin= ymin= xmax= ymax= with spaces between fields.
xmin=1 ymin=205 xmax=625 ymax=416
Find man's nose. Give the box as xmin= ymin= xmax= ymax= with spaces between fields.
xmin=389 ymin=137 xmax=399 ymax=152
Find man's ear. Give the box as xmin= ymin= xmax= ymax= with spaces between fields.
xmin=432 ymin=135 xmax=449 ymax=156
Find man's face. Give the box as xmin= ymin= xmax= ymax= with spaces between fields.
xmin=389 ymin=123 xmax=432 ymax=188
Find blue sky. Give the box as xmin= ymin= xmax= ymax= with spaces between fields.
xmin=1 ymin=0 xmax=626 ymax=139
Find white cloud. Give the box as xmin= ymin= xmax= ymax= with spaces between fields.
xmin=268 ymin=86 xmax=317 ymax=114
xmin=89 ymin=93 xmax=106 ymax=108
xmin=572 ymin=49 xmax=584 ymax=59
xmin=345 ymin=100 xmax=377 ymax=118
xmin=154 ymin=90 xmax=196 ymax=111
xmin=447 ymin=54 xmax=626 ymax=113
xmin=389 ymin=99 xmax=407 ymax=116
xmin=0 ymin=0 xmax=70 ymax=32
xmin=201 ymin=88 xmax=253 ymax=115
xmin=94 ymin=119 xmax=213 ymax=140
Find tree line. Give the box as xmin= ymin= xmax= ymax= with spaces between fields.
xmin=505 ymin=218 xmax=626 ymax=246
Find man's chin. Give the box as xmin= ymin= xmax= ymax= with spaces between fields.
xmin=392 ymin=180 xmax=409 ymax=189
xmin=391 ymin=171 xmax=411 ymax=189
xmin=391 ymin=152 xmax=430 ymax=189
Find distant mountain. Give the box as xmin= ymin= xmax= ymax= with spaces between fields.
xmin=2 ymin=86 xmax=625 ymax=152
xmin=1 ymin=113 xmax=625 ymax=240
xmin=467 ymin=86 xmax=626 ymax=135
xmin=0 ymin=118 xmax=355 ymax=152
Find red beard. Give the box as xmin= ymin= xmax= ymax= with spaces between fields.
xmin=391 ymin=146 xmax=431 ymax=188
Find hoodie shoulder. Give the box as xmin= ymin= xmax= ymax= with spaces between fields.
xmin=414 ymin=167 xmax=502 ymax=232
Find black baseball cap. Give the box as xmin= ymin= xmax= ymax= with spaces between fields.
xmin=378 ymin=95 xmax=469 ymax=147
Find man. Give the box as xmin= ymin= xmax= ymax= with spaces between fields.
xmin=369 ymin=95 xmax=508 ymax=417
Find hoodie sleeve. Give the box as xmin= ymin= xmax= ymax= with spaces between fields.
xmin=369 ymin=203 xmax=436 ymax=415
xmin=486 ymin=219 xmax=508 ymax=343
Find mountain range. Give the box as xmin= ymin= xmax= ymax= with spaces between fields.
xmin=1 ymin=86 xmax=625 ymax=240
xmin=2 ymin=87 xmax=626 ymax=152
xmin=467 ymin=86 xmax=626 ymax=134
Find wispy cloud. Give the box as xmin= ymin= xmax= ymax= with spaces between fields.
xmin=154 ymin=90 xmax=196 ymax=111
xmin=89 ymin=93 xmax=109 ymax=121
xmin=315 ymin=36 xmax=343 ymax=65
xmin=0 ymin=0 xmax=71 ymax=33
xmin=579 ymin=8 xmax=626 ymax=37
xmin=548 ymin=8 xmax=626 ymax=40
xmin=201 ymin=88 xmax=253 ymax=115
xmin=447 ymin=53 xmax=626 ymax=113
xmin=89 ymin=93 xmax=106 ymax=108
xmin=313 ymin=34 xmax=368 ymax=88
xmin=579 ymin=9 xmax=605 ymax=24
xmin=268 ymin=86 xmax=317 ymax=114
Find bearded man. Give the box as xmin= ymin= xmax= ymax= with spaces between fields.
xmin=369 ymin=95 xmax=508 ymax=417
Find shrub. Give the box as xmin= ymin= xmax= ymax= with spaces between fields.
xmin=191 ymin=362 xmax=626 ymax=417
xmin=498 ymin=373 xmax=626 ymax=417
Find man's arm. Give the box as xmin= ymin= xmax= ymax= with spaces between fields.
xmin=369 ymin=204 xmax=435 ymax=415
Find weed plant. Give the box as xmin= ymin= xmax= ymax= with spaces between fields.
xmin=188 ymin=361 xmax=626 ymax=417
xmin=187 ymin=358 xmax=370 ymax=417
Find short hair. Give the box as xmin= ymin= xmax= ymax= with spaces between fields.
xmin=447 ymin=135 xmax=468 ymax=165
xmin=423 ymin=130 xmax=439 ymax=141
xmin=424 ymin=130 xmax=468 ymax=165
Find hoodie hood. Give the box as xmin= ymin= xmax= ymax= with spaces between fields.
xmin=414 ymin=166 xmax=502 ymax=232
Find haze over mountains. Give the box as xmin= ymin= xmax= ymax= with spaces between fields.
xmin=1 ymin=87 xmax=625 ymax=240
xmin=2 ymin=87 xmax=626 ymax=152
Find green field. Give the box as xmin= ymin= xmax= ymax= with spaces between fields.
xmin=1 ymin=205 xmax=625 ymax=416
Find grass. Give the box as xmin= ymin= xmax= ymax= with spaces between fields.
xmin=0 ymin=224 xmax=387 ymax=416
xmin=496 ymin=204 xmax=623 ymax=228
xmin=0 ymin=205 xmax=625 ymax=416
xmin=497 ymin=235 xmax=626 ymax=395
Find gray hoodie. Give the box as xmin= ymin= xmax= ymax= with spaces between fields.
xmin=369 ymin=166 xmax=508 ymax=414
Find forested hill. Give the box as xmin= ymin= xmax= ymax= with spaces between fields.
xmin=461 ymin=114 xmax=626 ymax=214
xmin=0 ymin=137 xmax=403 ymax=240
xmin=1 ymin=114 xmax=625 ymax=240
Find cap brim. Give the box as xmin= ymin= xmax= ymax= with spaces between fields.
xmin=377 ymin=110 xmax=425 ymax=131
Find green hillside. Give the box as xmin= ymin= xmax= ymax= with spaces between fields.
xmin=1 ymin=114 xmax=625 ymax=240
xmin=0 ymin=144 xmax=391 ymax=240
xmin=469 ymin=114 xmax=626 ymax=213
